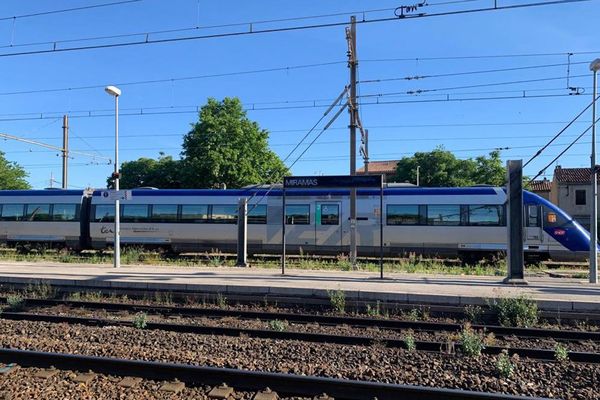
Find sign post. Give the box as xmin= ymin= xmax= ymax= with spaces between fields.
xmin=100 ymin=190 xmax=132 ymax=269
xmin=282 ymin=175 xmax=385 ymax=277
xmin=504 ymin=160 xmax=527 ymax=284
xmin=236 ymin=198 xmax=248 ymax=267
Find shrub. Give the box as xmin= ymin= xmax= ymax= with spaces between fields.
xmin=554 ymin=343 xmax=569 ymax=363
xmin=459 ymin=324 xmax=485 ymax=357
xmin=269 ymin=319 xmax=288 ymax=332
xmin=327 ymin=289 xmax=346 ymax=314
xmin=133 ymin=312 xmax=148 ymax=329
xmin=464 ymin=304 xmax=484 ymax=324
xmin=496 ymin=349 xmax=514 ymax=378
xmin=491 ymin=296 xmax=538 ymax=327
xmin=6 ymin=294 xmax=24 ymax=311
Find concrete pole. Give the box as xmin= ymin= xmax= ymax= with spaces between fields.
xmin=236 ymin=198 xmax=248 ymax=267
xmin=62 ymin=115 xmax=68 ymax=189
xmin=348 ymin=16 xmax=358 ymax=269
xmin=590 ymin=61 xmax=599 ymax=283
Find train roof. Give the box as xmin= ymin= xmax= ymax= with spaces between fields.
xmin=0 ymin=190 xmax=86 ymax=196
xmin=89 ymin=186 xmax=505 ymax=197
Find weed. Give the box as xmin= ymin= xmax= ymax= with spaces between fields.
xmin=79 ymin=291 xmax=103 ymax=302
xmin=6 ymin=294 xmax=25 ymax=311
xmin=366 ymin=301 xmax=381 ymax=317
xmin=269 ymin=319 xmax=288 ymax=332
xmin=154 ymin=291 xmax=173 ymax=306
xmin=327 ymin=289 xmax=346 ymax=314
xmin=404 ymin=331 xmax=416 ymax=352
xmin=68 ymin=292 xmax=81 ymax=301
xmin=554 ymin=343 xmax=569 ymax=363
xmin=216 ymin=293 xmax=227 ymax=308
xmin=490 ymin=296 xmax=538 ymax=327
xmin=405 ymin=308 xmax=420 ymax=322
xmin=420 ymin=306 xmax=430 ymax=321
xmin=459 ymin=324 xmax=485 ymax=357
xmin=26 ymin=282 xmax=56 ymax=299
xmin=464 ymin=304 xmax=484 ymax=324
xmin=496 ymin=349 xmax=515 ymax=378
xmin=133 ymin=312 xmax=148 ymax=329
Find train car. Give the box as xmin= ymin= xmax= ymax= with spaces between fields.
xmin=0 ymin=189 xmax=90 ymax=250
xmin=86 ymin=186 xmax=592 ymax=261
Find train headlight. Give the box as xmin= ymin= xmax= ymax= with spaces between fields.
xmin=547 ymin=213 xmax=557 ymax=223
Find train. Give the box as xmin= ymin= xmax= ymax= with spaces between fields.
xmin=0 ymin=185 xmax=593 ymax=262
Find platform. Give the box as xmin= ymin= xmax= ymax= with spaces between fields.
xmin=0 ymin=261 xmax=599 ymax=312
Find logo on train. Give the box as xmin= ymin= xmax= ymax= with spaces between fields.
xmin=101 ymin=226 xmax=114 ymax=234
xmin=285 ymin=178 xmax=319 ymax=187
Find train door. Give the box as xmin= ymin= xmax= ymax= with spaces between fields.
xmin=525 ymin=204 xmax=543 ymax=242
xmin=315 ymin=202 xmax=342 ymax=250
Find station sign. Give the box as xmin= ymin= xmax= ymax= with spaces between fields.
xmin=283 ymin=175 xmax=383 ymax=189
xmin=100 ymin=190 xmax=133 ymax=201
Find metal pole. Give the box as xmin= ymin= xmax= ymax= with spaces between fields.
xmin=591 ymin=67 xmax=598 ymax=284
xmin=416 ymin=166 xmax=420 ymax=186
xmin=62 ymin=115 xmax=68 ymax=189
xmin=380 ymin=183 xmax=384 ymax=279
xmin=281 ymin=189 xmax=286 ymax=275
xmin=364 ymin=129 xmax=369 ymax=174
xmin=348 ymin=16 xmax=358 ymax=269
xmin=504 ymin=160 xmax=525 ymax=284
xmin=114 ymin=95 xmax=120 ymax=269
xmin=236 ymin=198 xmax=248 ymax=267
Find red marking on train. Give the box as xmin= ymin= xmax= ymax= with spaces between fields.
xmin=554 ymin=228 xmax=566 ymax=236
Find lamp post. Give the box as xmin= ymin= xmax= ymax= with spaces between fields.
xmin=590 ymin=59 xmax=600 ymax=283
xmin=105 ymin=85 xmax=121 ymax=269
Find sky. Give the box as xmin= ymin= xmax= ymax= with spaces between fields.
xmin=0 ymin=0 xmax=598 ymax=189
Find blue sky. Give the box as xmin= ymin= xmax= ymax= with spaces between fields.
xmin=0 ymin=0 xmax=598 ymax=189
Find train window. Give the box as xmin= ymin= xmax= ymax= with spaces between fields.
xmin=26 ymin=204 xmax=51 ymax=221
xmin=180 ymin=205 xmax=209 ymax=223
xmin=318 ymin=204 xmax=339 ymax=226
xmin=468 ymin=205 xmax=504 ymax=226
xmin=426 ymin=205 xmax=461 ymax=226
xmin=575 ymin=190 xmax=586 ymax=205
xmin=386 ymin=205 xmax=420 ymax=225
xmin=526 ymin=205 xmax=540 ymax=227
xmin=211 ymin=205 xmax=238 ymax=224
xmin=52 ymin=204 xmax=78 ymax=221
xmin=150 ymin=205 xmax=178 ymax=223
xmin=93 ymin=205 xmax=114 ymax=223
xmin=248 ymin=205 xmax=267 ymax=224
xmin=121 ymin=204 xmax=149 ymax=223
xmin=286 ymin=205 xmax=310 ymax=225
xmin=0 ymin=204 xmax=24 ymax=221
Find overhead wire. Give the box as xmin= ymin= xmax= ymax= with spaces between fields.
xmin=0 ymin=0 xmax=142 ymax=22
xmin=0 ymin=0 xmax=591 ymax=59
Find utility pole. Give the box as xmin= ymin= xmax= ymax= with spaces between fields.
xmin=346 ymin=16 xmax=358 ymax=268
xmin=361 ymin=129 xmax=369 ymax=173
xmin=62 ymin=115 xmax=69 ymax=189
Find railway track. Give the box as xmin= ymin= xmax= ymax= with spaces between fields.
xmin=0 ymin=348 xmax=548 ymax=400
xmin=3 ymin=304 xmax=600 ymax=363
xmin=9 ymin=297 xmax=600 ymax=341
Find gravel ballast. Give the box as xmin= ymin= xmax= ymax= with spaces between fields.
xmin=0 ymin=319 xmax=597 ymax=399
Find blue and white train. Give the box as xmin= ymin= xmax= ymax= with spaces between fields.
xmin=0 ymin=185 xmax=593 ymax=262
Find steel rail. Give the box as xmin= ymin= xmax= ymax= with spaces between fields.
xmin=12 ymin=297 xmax=600 ymax=342
xmin=0 ymin=348 xmax=549 ymax=400
xmin=2 ymin=311 xmax=599 ymax=364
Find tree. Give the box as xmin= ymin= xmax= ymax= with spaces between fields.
xmin=181 ymin=97 xmax=289 ymax=188
xmin=107 ymin=154 xmax=182 ymax=189
xmin=393 ymin=147 xmax=505 ymax=187
xmin=0 ymin=151 xmax=30 ymax=189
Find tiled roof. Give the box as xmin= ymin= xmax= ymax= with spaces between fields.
xmin=357 ymin=160 xmax=398 ymax=174
xmin=529 ymin=179 xmax=552 ymax=192
xmin=554 ymin=167 xmax=600 ymax=184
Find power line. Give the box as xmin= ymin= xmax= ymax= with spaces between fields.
xmin=362 ymin=50 xmax=600 ymax=63
xmin=0 ymin=0 xmax=142 ymax=22
xmin=0 ymin=0 xmax=591 ymax=58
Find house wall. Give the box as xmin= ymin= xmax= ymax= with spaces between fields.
xmin=554 ymin=182 xmax=595 ymax=230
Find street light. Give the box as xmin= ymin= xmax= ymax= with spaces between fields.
xmin=590 ymin=59 xmax=600 ymax=284
xmin=105 ymin=85 xmax=121 ymax=269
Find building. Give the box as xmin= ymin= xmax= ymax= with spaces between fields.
xmin=551 ymin=166 xmax=599 ymax=231
xmin=528 ymin=178 xmax=552 ymax=200
xmin=356 ymin=160 xmax=398 ymax=182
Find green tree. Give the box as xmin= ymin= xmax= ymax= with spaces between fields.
xmin=107 ymin=154 xmax=182 ymax=189
xmin=181 ymin=97 xmax=289 ymax=188
xmin=0 ymin=151 xmax=30 ymax=189
xmin=393 ymin=147 xmax=505 ymax=187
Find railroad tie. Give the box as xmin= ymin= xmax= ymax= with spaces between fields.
xmin=253 ymin=387 xmax=278 ymax=400
xmin=117 ymin=377 xmax=142 ymax=388
xmin=159 ymin=379 xmax=185 ymax=394
xmin=34 ymin=366 xmax=59 ymax=379
xmin=208 ymin=383 xmax=234 ymax=399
